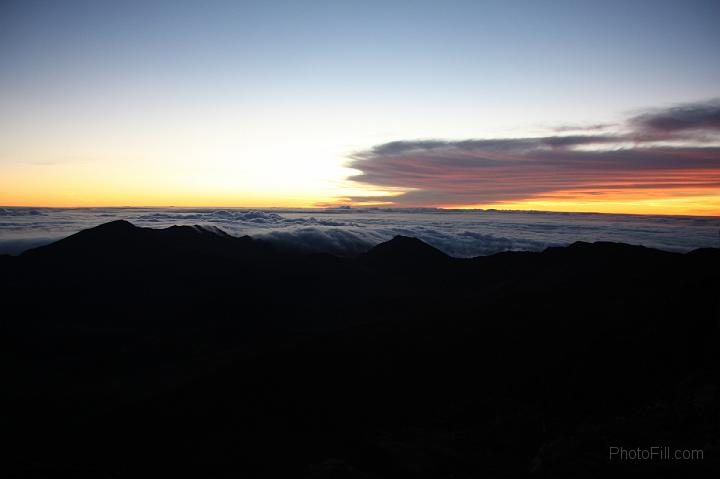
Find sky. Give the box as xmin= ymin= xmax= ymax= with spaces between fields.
xmin=1 ymin=0 xmax=719 ymax=214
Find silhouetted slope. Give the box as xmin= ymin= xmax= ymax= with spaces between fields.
xmin=22 ymin=219 xmax=272 ymax=263
xmin=360 ymin=235 xmax=450 ymax=272
xmin=364 ymin=235 xmax=448 ymax=261
xmin=2 ymin=221 xmax=719 ymax=478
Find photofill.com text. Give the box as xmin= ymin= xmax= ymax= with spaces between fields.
xmin=609 ymin=446 xmax=703 ymax=461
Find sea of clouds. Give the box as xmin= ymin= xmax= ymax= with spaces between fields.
xmin=0 ymin=206 xmax=718 ymax=257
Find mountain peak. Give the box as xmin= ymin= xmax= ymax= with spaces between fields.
xmin=93 ymin=219 xmax=137 ymax=231
xmin=362 ymin=235 xmax=449 ymax=267
xmin=387 ymin=235 xmax=428 ymax=246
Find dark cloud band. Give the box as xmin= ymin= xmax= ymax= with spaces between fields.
xmin=347 ymin=99 xmax=720 ymax=206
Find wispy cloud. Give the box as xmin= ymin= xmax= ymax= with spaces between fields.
xmin=346 ymin=99 xmax=720 ymax=208
xmin=552 ymin=123 xmax=614 ymax=133
xmin=630 ymin=99 xmax=720 ymax=139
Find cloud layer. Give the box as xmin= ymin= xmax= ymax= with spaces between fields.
xmin=630 ymin=100 xmax=720 ymax=139
xmin=347 ymin=99 xmax=720 ymax=207
xmin=1 ymin=207 xmax=718 ymax=257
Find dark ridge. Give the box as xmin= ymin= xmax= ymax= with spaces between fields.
xmin=3 ymin=221 xmax=720 ymax=477
xmin=687 ymin=247 xmax=720 ymax=257
xmin=361 ymin=235 xmax=449 ymax=263
xmin=539 ymin=240 xmax=678 ymax=267
xmin=547 ymin=240 xmax=672 ymax=256
xmin=92 ymin=218 xmax=135 ymax=231
xmin=21 ymin=220 xmax=272 ymax=263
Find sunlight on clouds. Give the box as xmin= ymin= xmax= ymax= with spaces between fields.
xmin=473 ymin=193 xmax=720 ymax=216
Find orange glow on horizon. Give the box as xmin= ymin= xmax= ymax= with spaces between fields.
xmin=455 ymin=189 xmax=720 ymax=216
xmin=2 ymin=169 xmax=719 ymax=215
xmin=3 ymin=187 xmax=720 ymax=216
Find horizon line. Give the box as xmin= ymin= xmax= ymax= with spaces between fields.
xmin=1 ymin=204 xmax=719 ymax=218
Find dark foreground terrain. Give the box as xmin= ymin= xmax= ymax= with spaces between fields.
xmin=2 ymin=220 xmax=719 ymax=478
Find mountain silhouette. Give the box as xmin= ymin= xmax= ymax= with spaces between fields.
xmin=360 ymin=235 xmax=450 ymax=271
xmin=3 ymin=220 xmax=719 ymax=478
xmin=364 ymin=235 xmax=448 ymax=260
xmin=22 ymin=219 xmax=273 ymax=263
